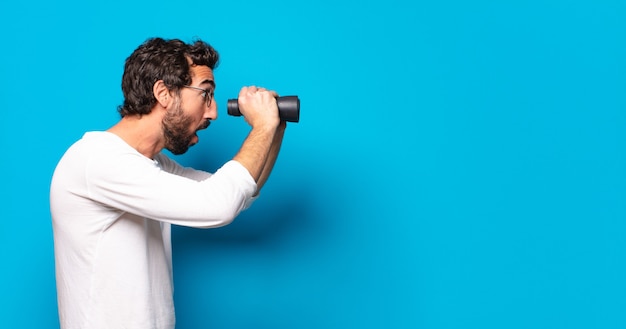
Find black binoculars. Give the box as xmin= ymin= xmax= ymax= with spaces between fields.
xmin=227 ymin=96 xmax=300 ymax=123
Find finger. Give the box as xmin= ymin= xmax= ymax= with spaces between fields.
xmin=238 ymin=87 xmax=248 ymax=99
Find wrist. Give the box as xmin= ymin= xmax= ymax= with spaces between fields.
xmin=252 ymin=118 xmax=280 ymax=132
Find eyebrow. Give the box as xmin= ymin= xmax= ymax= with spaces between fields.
xmin=200 ymin=79 xmax=216 ymax=89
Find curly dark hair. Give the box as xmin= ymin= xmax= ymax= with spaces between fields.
xmin=117 ymin=37 xmax=220 ymax=117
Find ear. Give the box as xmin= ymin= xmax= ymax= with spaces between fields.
xmin=153 ymin=80 xmax=172 ymax=108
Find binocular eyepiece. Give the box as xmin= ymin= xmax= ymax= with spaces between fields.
xmin=227 ymin=96 xmax=300 ymax=123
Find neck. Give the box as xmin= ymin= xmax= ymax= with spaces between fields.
xmin=108 ymin=113 xmax=165 ymax=159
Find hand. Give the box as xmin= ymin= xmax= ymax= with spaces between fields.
xmin=237 ymin=86 xmax=280 ymax=130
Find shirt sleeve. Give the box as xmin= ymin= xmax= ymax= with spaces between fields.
xmin=154 ymin=153 xmax=258 ymax=210
xmin=85 ymin=151 xmax=258 ymax=228
xmin=153 ymin=153 xmax=212 ymax=182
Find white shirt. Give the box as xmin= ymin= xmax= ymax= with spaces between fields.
xmin=50 ymin=131 xmax=257 ymax=329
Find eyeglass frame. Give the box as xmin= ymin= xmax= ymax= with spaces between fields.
xmin=182 ymin=85 xmax=214 ymax=108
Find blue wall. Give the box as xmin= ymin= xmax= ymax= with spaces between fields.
xmin=1 ymin=0 xmax=625 ymax=328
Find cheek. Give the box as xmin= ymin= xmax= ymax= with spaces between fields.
xmin=190 ymin=111 xmax=206 ymax=130
xmin=181 ymin=105 xmax=205 ymax=129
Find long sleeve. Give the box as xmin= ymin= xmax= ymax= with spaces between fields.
xmin=85 ymin=148 xmax=257 ymax=229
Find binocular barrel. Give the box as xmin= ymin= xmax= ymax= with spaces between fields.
xmin=227 ymin=96 xmax=300 ymax=123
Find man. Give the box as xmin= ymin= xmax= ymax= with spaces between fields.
xmin=50 ymin=37 xmax=286 ymax=329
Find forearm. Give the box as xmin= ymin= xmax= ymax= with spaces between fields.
xmin=233 ymin=125 xmax=276 ymax=183
xmin=255 ymin=122 xmax=286 ymax=194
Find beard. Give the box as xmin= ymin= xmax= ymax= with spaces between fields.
xmin=162 ymin=100 xmax=196 ymax=155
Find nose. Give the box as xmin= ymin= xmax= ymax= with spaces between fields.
xmin=205 ymin=99 xmax=218 ymax=120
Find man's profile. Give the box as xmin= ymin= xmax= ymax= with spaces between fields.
xmin=50 ymin=37 xmax=287 ymax=329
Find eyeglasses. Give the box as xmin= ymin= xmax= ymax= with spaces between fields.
xmin=183 ymin=85 xmax=214 ymax=107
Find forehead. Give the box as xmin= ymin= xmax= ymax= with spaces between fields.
xmin=189 ymin=65 xmax=215 ymax=88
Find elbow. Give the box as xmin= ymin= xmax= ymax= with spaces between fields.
xmin=194 ymin=207 xmax=239 ymax=229
xmin=210 ymin=213 xmax=236 ymax=228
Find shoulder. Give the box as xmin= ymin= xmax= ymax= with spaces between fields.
xmin=153 ymin=153 xmax=180 ymax=171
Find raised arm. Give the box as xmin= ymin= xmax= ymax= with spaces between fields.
xmin=255 ymin=121 xmax=286 ymax=194
xmin=232 ymin=86 xmax=281 ymax=187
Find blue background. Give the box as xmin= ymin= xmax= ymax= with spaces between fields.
xmin=1 ymin=0 xmax=625 ymax=328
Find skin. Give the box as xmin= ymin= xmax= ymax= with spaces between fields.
xmin=108 ymin=64 xmax=286 ymax=194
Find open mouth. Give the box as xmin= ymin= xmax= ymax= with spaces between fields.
xmin=198 ymin=120 xmax=211 ymax=131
